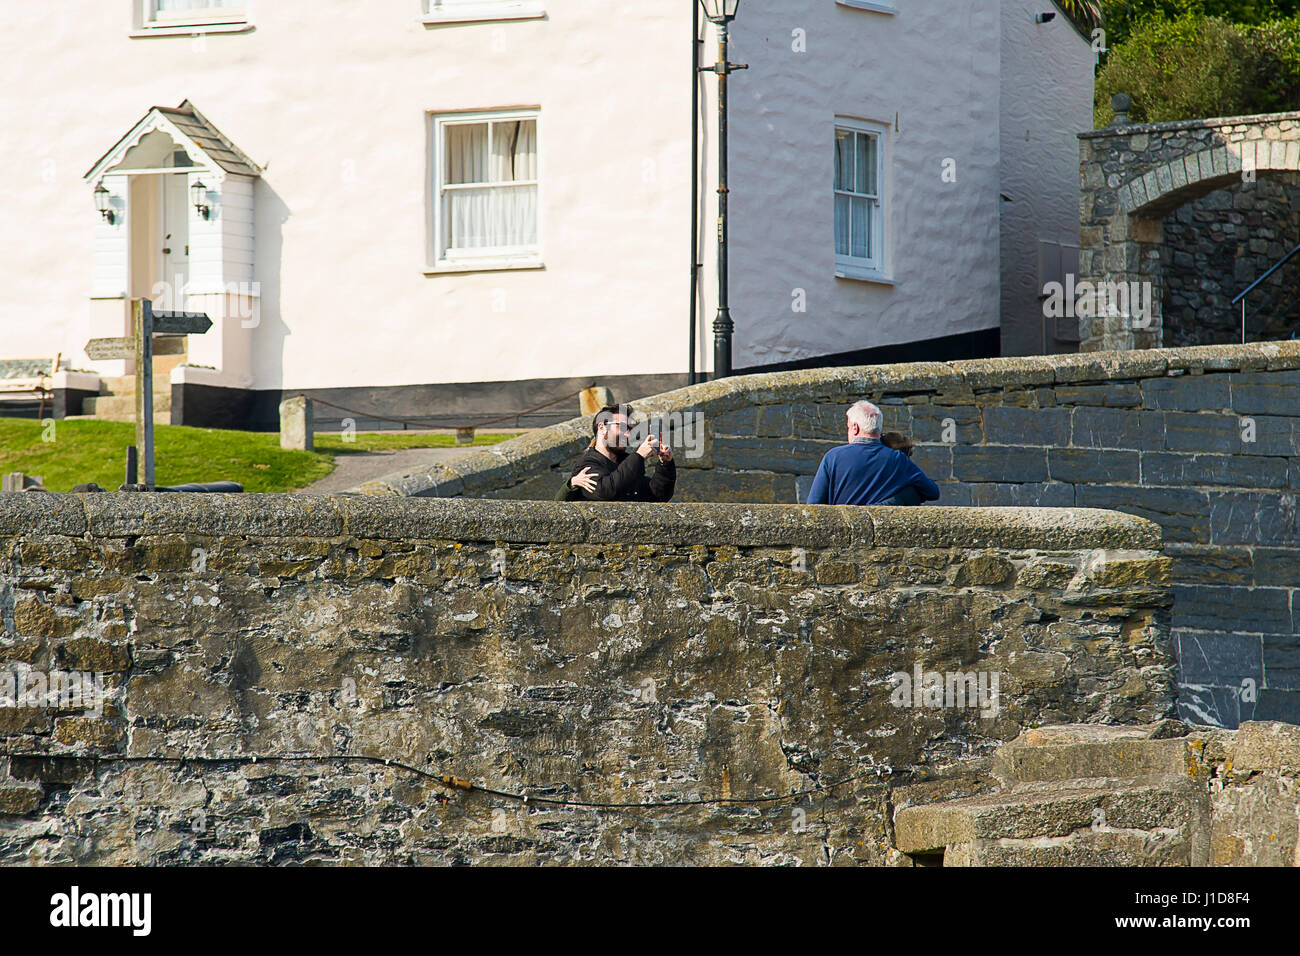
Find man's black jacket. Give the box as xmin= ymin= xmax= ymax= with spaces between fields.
xmin=558 ymin=447 xmax=676 ymax=502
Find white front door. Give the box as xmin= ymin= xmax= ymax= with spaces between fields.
xmin=160 ymin=173 xmax=190 ymax=309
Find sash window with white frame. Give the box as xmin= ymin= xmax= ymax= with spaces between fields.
xmin=422 ymin=0 xmax=545 ymax=23
xmin=834 ymin=119 xmax=886 ymax=279
xmin=433 ymin=111 xmax=539 ymax=268
xmin=146 ymin=0 xmax=245 ymax=24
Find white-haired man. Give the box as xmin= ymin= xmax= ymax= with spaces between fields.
xmin=806 ymin=401 xmax=939 ymax=506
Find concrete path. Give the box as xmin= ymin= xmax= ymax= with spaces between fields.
xmin=299 ymin=446 xmax=482 ymax=493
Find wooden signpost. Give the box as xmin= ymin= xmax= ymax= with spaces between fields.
xmin=85 ymin=299 xmax=212 ymax=489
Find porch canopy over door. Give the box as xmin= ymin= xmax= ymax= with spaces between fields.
xmin=83 ymin=100 xmax=261 ymax=384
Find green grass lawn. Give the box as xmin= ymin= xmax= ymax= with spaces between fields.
xmin=0 ymin=419 xmax=519 ymax=493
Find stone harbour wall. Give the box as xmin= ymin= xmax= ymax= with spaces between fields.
xmin=360 ymin=341 xmax=1300 ymax=730
xmin=0 ymin=494 xmax=1172 ymax=865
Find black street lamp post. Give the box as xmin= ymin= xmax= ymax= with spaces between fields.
xmin=699 ymin=0 xmax=745 ymax=379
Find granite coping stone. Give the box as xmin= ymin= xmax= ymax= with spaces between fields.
xmin=0 ymin=495 xmax=1162 ymax=551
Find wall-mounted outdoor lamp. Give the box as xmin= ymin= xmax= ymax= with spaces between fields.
xmin=94 ymin=183 xmax=116 ymax=225
xmin=191 ymin=179 xmax=212 ymax=220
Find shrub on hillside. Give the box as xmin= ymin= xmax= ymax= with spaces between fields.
xmin=1099 ymin=0 xmax=1300 ymax=49
xmin=1095 ymin=14 xmax=1300 ymax=125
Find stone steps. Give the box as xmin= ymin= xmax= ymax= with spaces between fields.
xmin=944 ymin=826 xmax=1196 ymax=866
xmin=82 ymin=354 xmax=181 ymax=424
xmin=99 ymin=355 xmax=184 ymax=395
xmin=81 ymin=393 xmax=171 ymax=425
xmin=894 ymin=723 xmax=1212 ymax=866
xmin=992 ymin=723 xmax=1195 ymax=784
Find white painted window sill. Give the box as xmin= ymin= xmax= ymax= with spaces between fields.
xmin=422 ymin=2 xmax=544 ymax=24
xmin=836 ymin=0 xmax=896 ymax=13
xmin=186 ymin=285 xmax=261 ymax=297
xmin=835 ymin=265 xmax=894 ymax=285
xmin=425 ymin=258 xmax=544 ymax=275
xmin=131 ymin=20 xmax=252 ymax=37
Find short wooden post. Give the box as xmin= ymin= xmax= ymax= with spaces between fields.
xmin=580 ymin=386 xmax=614 ymax=417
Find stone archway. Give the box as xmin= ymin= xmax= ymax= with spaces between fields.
xmin=1077 ymin=107 xmax=1300 ymax=352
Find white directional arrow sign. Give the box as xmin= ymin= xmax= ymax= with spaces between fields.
xmin=85 ymin=336 xmax=185 ymax=360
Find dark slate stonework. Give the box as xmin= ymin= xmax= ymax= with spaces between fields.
xmin=1172 ymin=585 xmax=1292 ymax=634
xmin=982 ymin=406 xmax=1072 ymax=446
xmin=1208 ymin=492 xmax=1300 ymax=547
xmin=953 ymin=446 xmax=1049 ymax=483
xmin=1161 ymin=411 xmax=1245 ymax=454
xmin=968 ymin=482 xmax=1075 ymax=508
xmin=1075 ymin=485 xmax=1211 ymax=544
xmin=1055 ymin=383 xmax=1143 ymax=407
xmin=1139 ymin=376 xmax=1231 ymax=411
xmin=1141 ymin=452 xmax=1289 ymax=489
xmin=1246 ymin=690 xmax=1300 ymax=724
xmin=1262 ymin=637 xmax=1300 ymax=691
xmin=1177 ymin=683 xmax=1244 ymax=727
xmin=1048 ymin=448 xmax=1140 ymax=484
xmin=1175 ymin=631 xmax=1262 ymax=685
xmin=359 ymin=341 xmax=1300 ymax=731
xmin=1071 ymin=406 xmax=1166 ymax=450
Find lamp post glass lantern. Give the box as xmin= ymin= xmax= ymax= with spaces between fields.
xmin=700 ymin=0 xmax=744 ymax=379
xmin=700 ymin=0 xmax=740 ymax=22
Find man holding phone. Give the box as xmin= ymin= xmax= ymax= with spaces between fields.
xmin=556 ymin=404 xmax=676 ymax=502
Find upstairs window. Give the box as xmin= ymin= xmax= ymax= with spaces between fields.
xmin=149 ymin=0 xmax=244 ymax=21
xmin=422 ymin=0 xmax=545 ymax=24
xmin=834 ymin=120 xmax=886 ymax=278
xmin=137 ymin=0 xmax=249 ymax=33
xmin=431 ymin=112 xmax=540 ymax=270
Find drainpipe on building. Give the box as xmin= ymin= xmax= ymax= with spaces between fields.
xmin=689 ymin=2 xmax=701 ymax=386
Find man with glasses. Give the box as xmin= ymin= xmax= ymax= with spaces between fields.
xmin=555 ymin=404 xmax=676 ymax=502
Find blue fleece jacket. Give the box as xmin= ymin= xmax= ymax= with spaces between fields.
xmin=805 ymin=439 xmax=940 ymax=506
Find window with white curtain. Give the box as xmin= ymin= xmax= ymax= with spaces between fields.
xmin=432 ymin=112 xmax=539 ymax=267
xmin=422 ymin=0 xmax=545 ymax=24
xmin=147 ymin=0 xmax=245 ymax=24
xmin=834 ymin=119 xmax=886 ymax=278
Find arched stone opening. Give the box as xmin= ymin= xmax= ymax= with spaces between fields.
xmin=1162 ymin=172 xmax=1300 ymax=346
xmin=1078 ymin=111 xmax=1300 ymax=352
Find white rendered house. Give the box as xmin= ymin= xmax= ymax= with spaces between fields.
xmin=0 ymin=0 xmax=1094 ymax=429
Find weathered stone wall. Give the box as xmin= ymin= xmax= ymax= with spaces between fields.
xmin=359 ymin=341 xmax=1300 ymax=729
xmin=0 ymin=494 xmax=1171 ymax=864
xmin=1163 ymin=173 xmax=1300 ymax=346
xmin=1200 ymin=720 xmax=1300 ymax=866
